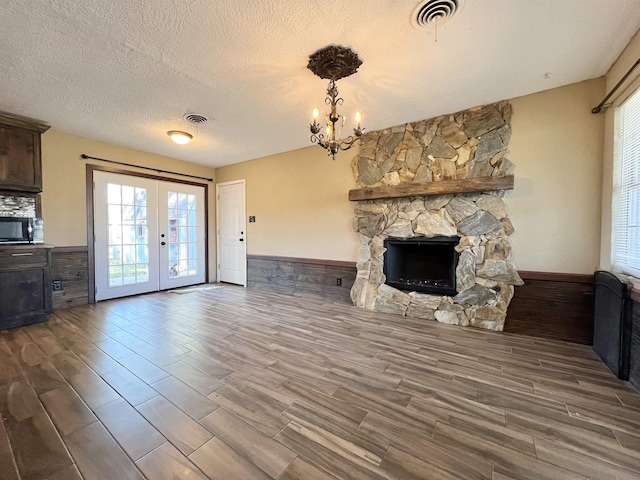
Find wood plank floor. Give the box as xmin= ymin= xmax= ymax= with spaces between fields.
xmin=1 ymin=284 xmax=640 ymax=479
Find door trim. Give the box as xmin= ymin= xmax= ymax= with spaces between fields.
xmin=86 ymin=164 xmax=209 ymax=303
xmin=216 ymin=179 xmax=247 ymax=286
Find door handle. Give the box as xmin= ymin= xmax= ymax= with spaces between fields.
xmin=161 ymin=241 xmax=166 ymax=246
xmin=239 ymin=238 xmax=244 ymax=242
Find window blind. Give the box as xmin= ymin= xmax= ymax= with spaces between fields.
xmin=613 ymin=86 xmax=640 ymax=278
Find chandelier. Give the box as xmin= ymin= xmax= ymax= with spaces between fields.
xmin=307 ymin=45 xmax=365 ymax=160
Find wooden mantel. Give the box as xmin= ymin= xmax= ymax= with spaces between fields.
xmin=348 ymin=175 xmax=514 ymax=201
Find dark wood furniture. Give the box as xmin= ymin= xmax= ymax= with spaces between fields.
xmin=593 ymin=271 xmax=632 ymax=379
xmin=0 ymin=112 xmax=50 ymax=193
xmin=0 ymin=244 xmax=53 ymax=329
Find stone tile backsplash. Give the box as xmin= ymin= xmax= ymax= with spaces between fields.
xmin=0 ymin=193 xmax=37 ymax=217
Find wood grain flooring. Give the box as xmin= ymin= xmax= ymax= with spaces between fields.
xmin=1 ymin=284 xmax=639 ymax=479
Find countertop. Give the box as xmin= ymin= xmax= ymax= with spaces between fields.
xmin=0 ymin=243 xmax=55 ymax=250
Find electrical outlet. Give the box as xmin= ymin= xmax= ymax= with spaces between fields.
xmin=249 ymin=216 xmax=256 ymax=223
xmin=52 ymin=280 xmax=63 ymax=291
xmin=336 ymin=278 xmax=342 ymax=286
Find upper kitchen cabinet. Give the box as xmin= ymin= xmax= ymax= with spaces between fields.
xmin=0 ymin=112 xmax=50 ymax=193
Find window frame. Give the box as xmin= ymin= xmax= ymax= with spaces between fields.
xmin=612 ymin=85 xmax=640 ymax=279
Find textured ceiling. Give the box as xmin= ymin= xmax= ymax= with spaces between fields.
xmin=1 ymin=0 xmax=639 ymax=168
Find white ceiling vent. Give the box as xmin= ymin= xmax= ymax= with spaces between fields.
xmin=411 ymin=0 xmax=464 ymax=29
xmin=184 ymin=113 xmax=208 ymax=124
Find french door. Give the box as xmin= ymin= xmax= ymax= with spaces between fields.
xmin=94 ymin=171 xmax=206 ymax=301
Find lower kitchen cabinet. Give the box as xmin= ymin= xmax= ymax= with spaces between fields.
xmin=0 ymin=244 xmax=53 ymax=329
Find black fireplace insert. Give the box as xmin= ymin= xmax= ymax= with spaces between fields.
xmin=383 ymin=236 xmax=460 ymax=295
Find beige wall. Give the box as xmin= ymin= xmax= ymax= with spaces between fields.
xmin=600 ymin=28 xmax=640 ymax=273
xmin=509 ymin=78 xmax=605 ymax=274
xmin=216 ymin=79 xmax=606 ymax=274
xmin=40 ymin=77 xmax=608 ymax=276
xmin=215 ymin=145 xmax=360 ymax=262
xmin=40 ymin=129 xmax=217 ymax=279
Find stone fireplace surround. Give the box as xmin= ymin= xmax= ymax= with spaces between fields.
xmin=350 ymin=101 xmax=523 ymax=331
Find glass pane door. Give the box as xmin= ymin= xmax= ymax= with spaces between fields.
xmin=94 ymin=172 xmax=159 ymax=301
xmin=158 ymin=181 xmax=206 ymax=290
xmin=107 ymin=183 xmax=150 ymax=287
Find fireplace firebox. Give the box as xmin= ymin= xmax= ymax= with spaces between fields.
xmin=383 ymin=236 xmax=460 ymax=295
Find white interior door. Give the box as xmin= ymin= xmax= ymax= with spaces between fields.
xmin=217 ymin=180 xmax=246 ymax=286
xmin=94 ymin=171 xmax=206 ymax=301
xmin=158 ymin=181 xmax=206 ymax=290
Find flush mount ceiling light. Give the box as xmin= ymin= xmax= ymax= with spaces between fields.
xmin=167 ymin=130 xmax=193 ymax=145
xmin=166 ymin=113 xmax=207 ymax=145
xmin=307 ymin=45 xmax=365 ymax=160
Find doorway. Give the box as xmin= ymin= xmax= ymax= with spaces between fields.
xmin=92 ymin=170 xmax=206 ymax=301
xmin=216 ymin=180 xmax=246 ymax=286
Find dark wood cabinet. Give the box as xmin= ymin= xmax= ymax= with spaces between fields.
xmin=0 ymin=245 xmax=53 ymax=330
xmin=0 ymin=113 xmax=49 ymax=193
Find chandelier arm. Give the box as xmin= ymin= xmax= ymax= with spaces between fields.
xmin=338 ymin=136 xmax=359 ymax=150
xmin=310 ymin=133 xmax=328 ymax=149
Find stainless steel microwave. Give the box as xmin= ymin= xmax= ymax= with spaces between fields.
xmin=0 ymin=216 xmax=39 ymax=243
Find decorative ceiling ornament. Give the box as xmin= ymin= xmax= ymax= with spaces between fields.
xmin=307 ymin=45 xmax=364 ymax=160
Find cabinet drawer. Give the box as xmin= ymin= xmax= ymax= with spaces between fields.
xmin=0 ymin=248 xmax=48 ymax=268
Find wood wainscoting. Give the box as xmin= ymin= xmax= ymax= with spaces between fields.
xmin=246 ymin=255 xmax=356 ymax=304
xmin=504 ymin=271 xmax=594 ymax=345
xmin=247 ymin=256 xmax=596 ymax=345
xmin=53 ymin=248 xmax=598 ymax=347
xmin=51 ymin=246 xmax=89 ymax=309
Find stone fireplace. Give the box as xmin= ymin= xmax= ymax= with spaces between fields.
xmin=350 ymin=101 xmax=523 ymax=331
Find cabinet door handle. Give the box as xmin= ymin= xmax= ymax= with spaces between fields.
xmin=11 ymin=252 xmax=34 ymax=256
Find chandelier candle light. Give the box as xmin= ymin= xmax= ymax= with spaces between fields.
xmin=307 ymin=45 xmax=365 ymax=160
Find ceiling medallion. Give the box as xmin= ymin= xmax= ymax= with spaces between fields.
xmin=307 ymin=45 xmax=365 ymax=160
xmin=307 ymin=45 xmax=363 ymax=81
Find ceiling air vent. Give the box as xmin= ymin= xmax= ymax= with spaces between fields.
xmin=184 ymin=113 xmax=208 ymax=124
xmin=412 ymin=0 xmax=464 ymax=29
